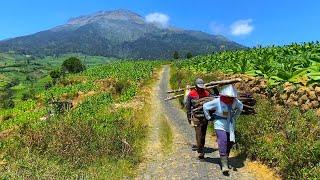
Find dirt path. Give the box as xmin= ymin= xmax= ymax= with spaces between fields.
xmin=137 ymin=65 xmax=278 ymax=180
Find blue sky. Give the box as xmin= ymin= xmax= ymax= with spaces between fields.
xmin=0 ymin=0 xmax=319 ymax=47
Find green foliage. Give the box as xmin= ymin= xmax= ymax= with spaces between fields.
xmin=236 ymin=99 xmax=320 ymax=179
xmin=0 ymin=60 xmax=161 ymax=178
xmin=49 ymin=69 xmax=62 ymax=79
xmin=62 ymin=57 xmax=86 ymax=73
xmin=173 ymin=51 xmax=180 ymax=59
xmin=177 ymin=42 xmax=320 ymax=86
xmin=170 ymin=54 xmax=320 ymax=179
xmin=0 ymin=98 xmax=15 ymax=109
xmin=186 ymin=52 xmax=193 ymax=59
xmin=21 ymin=89 xmax=36 ymax=101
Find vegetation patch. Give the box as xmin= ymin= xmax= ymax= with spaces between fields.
xmin=0 ymin=60 xmax=161 ymax=178
xmin=159 ymin=115 xmax=173 ymax=154
xmin=170 ymin=43 xmax=320 ymax=179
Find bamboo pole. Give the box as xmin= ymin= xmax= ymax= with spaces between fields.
xmin=164 ymin=86 xmax=220 ymax=101
xmin=164 ymin=94 xmax=184 ymax=101
xmin=167 ymin=78 xmax=241 ymax=94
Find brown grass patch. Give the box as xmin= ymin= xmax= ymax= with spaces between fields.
xmin=72 ymin=91 xmax=96 ymax=108
xmin=0 ymin=127 xmax=16 ymax=140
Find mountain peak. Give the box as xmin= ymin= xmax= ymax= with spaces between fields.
xmin=67 ymin=9 xmax=144 ymax=26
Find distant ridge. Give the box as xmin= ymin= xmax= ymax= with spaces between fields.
xmin=0 ymin=9 xmax=245 ymax=59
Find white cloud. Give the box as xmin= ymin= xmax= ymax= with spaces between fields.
xmin=145 ymin=12 xmax=170 ymax=28
xmin=230 ymin=19 xmax=254 ymax=36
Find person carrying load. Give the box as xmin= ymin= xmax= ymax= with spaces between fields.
xmin=185 ymin=78 xmax=211 ymax=159
xmin=203 ymin=84 xmax=243 ymax=174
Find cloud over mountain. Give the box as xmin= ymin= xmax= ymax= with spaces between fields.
xmin=145 ymin=12 xmax=170 ymax=28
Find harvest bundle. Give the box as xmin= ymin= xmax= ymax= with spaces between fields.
xmin=165 ymin=78 xmax=256 ymax=115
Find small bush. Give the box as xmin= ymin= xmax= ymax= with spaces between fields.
xmin=1 ymin=99 xmax=15 ymax=109
xmin=173 ymin=51 xmax=180 ymax=59
xmin=49 ymin=69 xmax=62 ymax=79
xmin=44 ymin=82 xmax=53 ymax=90
xmin=61 ymin=57 xmax=86 ymax=74
xmin=186 ymin=52 xmax=193 ymax=59
xmin=21 ymin=89 xmax=36 ymax=101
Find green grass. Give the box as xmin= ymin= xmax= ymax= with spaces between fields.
xmin=236 ymin=99 xmax=320 ymax=179
xmin=0 ymin=60 xmax=161 ymax=179
xmin=159 ymin=115 xmax=173 ymax=154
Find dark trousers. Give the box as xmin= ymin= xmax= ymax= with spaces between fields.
xmin=215 ymin=129 xmax=234 ymax=157
xmin=194 ymin=118 xmax=208 ymax=153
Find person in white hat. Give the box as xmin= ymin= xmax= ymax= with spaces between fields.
xmin=203 ymin=84 xmax=243 ymax=174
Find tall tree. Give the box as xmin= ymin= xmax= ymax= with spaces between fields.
xmin=173 ymin=51 xmax=180 ymax=59
xmin=61 ymin=57 xmax=86 ymax=73
xmin=186 ymin=52 xmax=193 ymax=59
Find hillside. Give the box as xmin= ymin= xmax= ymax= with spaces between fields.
xmin=170 ymin=42 xmax=320 ymax=179
xmin=0 ymin=9 xmax=244 ymax=59
xmin=1 ymin=42 xmax=319 ymax=179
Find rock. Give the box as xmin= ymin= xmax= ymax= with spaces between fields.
xmin=285 ymin=98 xmax=293 ymax=106
xmin=316 ymin=108 xmax=320 ymax=117
xmin=292 ymin=101 xmax=299 ymax=106
xmin=301 ymin=103 xmax=310 ymax=111
xmin=280 ymin=93 xmax=288 ymax=100
xmin=300 ymin=94 xmax=308 ymax=101
xmin=259 ymin=94 xmax=267 ymax=99
xmin=298 ymin=98 xmax=304 ymax=105
xmin=311 ymin=101 xmax=320 ymax=108
xmin=315 ymin=86 xmax=320 ymax=95
xmin=284 ymin=82 xmax=291 ymax=87
xmin=252 ymin=87 xmax=261 ymax=93
xmin=259 ymin=80 xmax=267 ymax=89
xmin=297 ymin=87 xmax=307 ymax=96
xmin=289 ymin=93 xmax=299 ymax=101
xmin=307 ymin=90 xmax=317 ymax=100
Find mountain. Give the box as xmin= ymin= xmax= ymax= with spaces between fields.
xmin=0 ymin=9 xmax=245 ymax=59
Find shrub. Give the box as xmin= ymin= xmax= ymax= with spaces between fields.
xmin=49 ymin=69 xmax=62 ymax=79
xmin=1 ymin=99 xmax=15 ymax=109
xmin=50 ymin=69 xmax=63 ymax=84
xmin=236 ymin=99 xmax=320 ymax=179
xmin=186 ymin=52 xmax=193 ymax=59
xmin=61 ymin=57 xmax=86 ymax=74
xmin=173 ymin=51 xmax=180 ymax=59
xmin=21 ymin=89 xmax=36 ymax=101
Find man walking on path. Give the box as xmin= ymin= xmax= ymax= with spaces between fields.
xmin=203 ymin=84 xmax=243 ymax=174
xmin=185 ymin=78 xmax=211 ymax=159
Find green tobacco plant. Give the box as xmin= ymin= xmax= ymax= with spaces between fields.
xmin=177 ymin=41 xmax=320 ymax=86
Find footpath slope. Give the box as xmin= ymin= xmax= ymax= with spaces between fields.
xmin=137 ymin=65 xmax=278 ymax=180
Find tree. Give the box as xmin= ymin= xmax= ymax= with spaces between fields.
xmin=61 ymin=57 xmax=86 ymax=73
xmin=50 ymin=70 xmax=61 ymax=79
xmin=50 ymin=69 xmax=62 ymax=84
xmin=173 ymin=51 xmax=180 ymax=59
xmin=186 ymin=52 xmax=193 ymax=59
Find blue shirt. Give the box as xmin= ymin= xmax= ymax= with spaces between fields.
xmin=203 ymin=97 xmax=243 ymax=142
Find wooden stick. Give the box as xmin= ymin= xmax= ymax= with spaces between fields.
xmin=165 ymin=87 xmax=219 ymax=101
xmin=192 ymin=105 xmax=255 ymax=113
xmin=167 ymin=78 xmax=241 ymax=94
xmin=164 ymin=94 xmax=184 ymax=101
